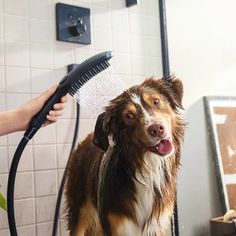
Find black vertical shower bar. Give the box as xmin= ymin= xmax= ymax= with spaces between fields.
xmin=159 ymin=1 xmax=179 ymax=236
xmin=159 ymin=0 xmax=170 ymax=78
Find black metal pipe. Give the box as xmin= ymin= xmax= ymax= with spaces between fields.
xmin=159 ymin=0 xmax=170 ymax=78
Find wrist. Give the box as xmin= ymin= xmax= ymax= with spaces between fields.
xmin=14 ymin=107 xmax=30 ymax=131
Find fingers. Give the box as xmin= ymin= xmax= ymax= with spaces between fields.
xmin=43 ymin=95 xmax=67 ymax=127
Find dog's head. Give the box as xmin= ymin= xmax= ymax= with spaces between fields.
xmin=93 ymin=77 xmax=184 ymax=157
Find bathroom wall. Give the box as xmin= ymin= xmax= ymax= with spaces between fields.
xmin=166 ymin=0 xmax=236 ymax=235
xmin=0 ymin=0 xmax=162 ymax=235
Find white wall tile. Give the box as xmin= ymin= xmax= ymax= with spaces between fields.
xmin=17 ymin=225 xmax=36 ymax=236
xmin=0 ymin=65 xmax=5 ymax=91
xmin=36 ymin=196 xmax=56 ymax=223
xmin=3 ymin=0 xmax=27 ymax=16
xmin=131 ymin=54 xmax=146 ymax=76
xmin=75 ymin=47 xmax=93 ymax=64
xmin=0 ymin=229 xmax=9 ymax=236
xmin=145 ymin=56 xmax=162 ymax=78
xmin=144 ymin=36 xmax=161 ymax=57
xmin=109 ymin=0 xmax=125 ymax=9
xmin=6 ymin=92 xmax=30 ymax=109
xmin=0 ymin=41 xmax=4 ymax=65
xmin=129 ymin=13 xmax=159 ymax=36
xmin=142 ymin=16 xmax=160 ymax=36
xmin=0 ymin=136 xmax=7 ymax=146
xmin=61 ymin=96 xmax=76 ymax=119
xmin=34 ymin=145 xmax=57 ymax=171
xmin=0 ymin=209 xmax=8 ymax=229
xmin=53 ymin=46 xmax=75 ymax=69
xmin=30 ymin=44 xmax=53 ymax=69
xmin=35 ymin=170 xmax=57 ymax=196
xmin=4 ymin=15 xmax=28 ymax=42
xmin=31 ymin=69 xmax=55 ymax=93
xmin=111 ymin=8 xmax=128 ymax=32
xmin=113 ymin=31 xmax=129 ymax=54
xmin=0 ymin=173 xmax=7 ymax=195
xmin=15 ymin=172 xmax=34 ymax=199
xmin=130 ymin=33 xmax=145 ymax=55
xmin=77 ymin=118 xmax=96 ymax=141
xmin=113 ymin=53 xmax=131 ymax=75
xmin=5 ymin=42 xmax=30 ymax=67
xmin=29 ymin=19 xmax=53 ymax=44
xmin=8 ymin=145 xmax=33 ymax=172
xmin=33 ymin=124 xmax=56 ymax=144
xmin=93 ymin=28 xmax=112 ymax=51
xmin=92 ymin=6 xmax=111 ymax=29
xmin=91 ymin=0 xmax=108 ymax=7
xmin=130 ymin=34 xmax=161 ymax=56
xmin=56 ymin=119 xmax=75 ymax=143
xmin=0 ymin=15 xmax=3 ymax=39
xmin=0 ymin=147 xmax=8 ymax=173
xmin=53 ymin=67 xmax=67 ymax=84
xmin=36 ymin=222 xmax=53 ymax=236
xmin=15 ymin=198 xmax=35 ymax=226
xmin=29 ymin=0 xmax=50 ymax=20
xmin=6 ymin=66 xmax=30 ymax=93
xmin=0 ymin=92 xmax=5 ymax=111
xmin=144 ymin=0 xmax=159 ymax=17
xmin=57 ymin=144 xmax=71 ymax=169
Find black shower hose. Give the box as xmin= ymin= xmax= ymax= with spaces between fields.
xmin=7 ymin=137 xmax=29 ymax=236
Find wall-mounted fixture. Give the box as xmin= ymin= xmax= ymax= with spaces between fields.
xmin=56 ymin=3 xmax=91 ymax=44
xmin=126 ymin=0 xmax=139 ymax=7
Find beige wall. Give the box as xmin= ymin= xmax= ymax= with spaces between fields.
xmin=166 ymin=0 xmax=236 ymax=235
xmin=0 ymin=0 xmax=162 ymax=235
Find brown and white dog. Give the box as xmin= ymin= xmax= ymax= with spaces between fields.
xmin=65 ymin=77 xmax=184 ymax=236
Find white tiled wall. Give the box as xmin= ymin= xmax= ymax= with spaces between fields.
xmin=0 ymin=0 xmax=162 ymax=235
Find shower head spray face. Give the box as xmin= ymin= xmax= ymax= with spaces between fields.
xmin=72 ymin=64 xmax=126 ymax=118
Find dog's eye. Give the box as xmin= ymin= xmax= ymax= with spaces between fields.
xmin=125 ymin=113 xmax=134 ymax=120
xmin=153 ymin=98 xmax=159 ymax=105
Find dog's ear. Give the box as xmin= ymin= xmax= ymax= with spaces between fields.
xmin=92 ymin=112 xmax=109 ymax=151
xmin=163 ymin=76 xmax=184 ymax=109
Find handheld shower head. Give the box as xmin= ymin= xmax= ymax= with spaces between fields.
xmin=24 ymin=51 xmax=113 ymax=139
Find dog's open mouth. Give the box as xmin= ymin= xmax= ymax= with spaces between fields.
xmin=149 ymin=138 xmax=173 ymax=156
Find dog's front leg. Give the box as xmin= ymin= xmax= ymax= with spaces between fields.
xmin=107 ymin=214 xmax=142 ymax=236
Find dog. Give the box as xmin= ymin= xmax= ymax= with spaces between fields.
xmin=65 ymin=76 xmax=184 ymax=236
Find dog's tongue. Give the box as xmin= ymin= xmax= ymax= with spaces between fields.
xmin=157 ymin=139 xmax=173 ymax=156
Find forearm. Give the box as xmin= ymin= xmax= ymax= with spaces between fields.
xmin=0 ymin=109 xmax=27 ymax=136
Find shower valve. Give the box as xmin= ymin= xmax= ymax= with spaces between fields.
xmin=69 ymin=17 xmax=87 ymax=37
xmin=56 ymin=3 xmax=91 ymax=45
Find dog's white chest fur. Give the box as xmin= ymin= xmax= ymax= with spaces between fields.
xmin=134 ymin=152 xmax=172 ymax=235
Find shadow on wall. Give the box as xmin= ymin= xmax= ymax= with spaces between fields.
xmin=178 ymin=98 xmax=221 ymax=236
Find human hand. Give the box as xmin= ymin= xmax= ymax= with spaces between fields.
xmin=17 ymin=84 xmax=67 ymax=131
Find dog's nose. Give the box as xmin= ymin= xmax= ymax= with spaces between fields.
xmin=148 ymin=124 xmax=166 ymax=138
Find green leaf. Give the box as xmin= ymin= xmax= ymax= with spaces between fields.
xmin=0 ymin=192 xmax=7 ymax=212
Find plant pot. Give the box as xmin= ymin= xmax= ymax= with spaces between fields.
xmin=210 ymin=216 xmax=236 ymax=236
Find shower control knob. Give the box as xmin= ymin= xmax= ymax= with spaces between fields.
xmin=69 ymin=17 xmax=87 ymax=37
